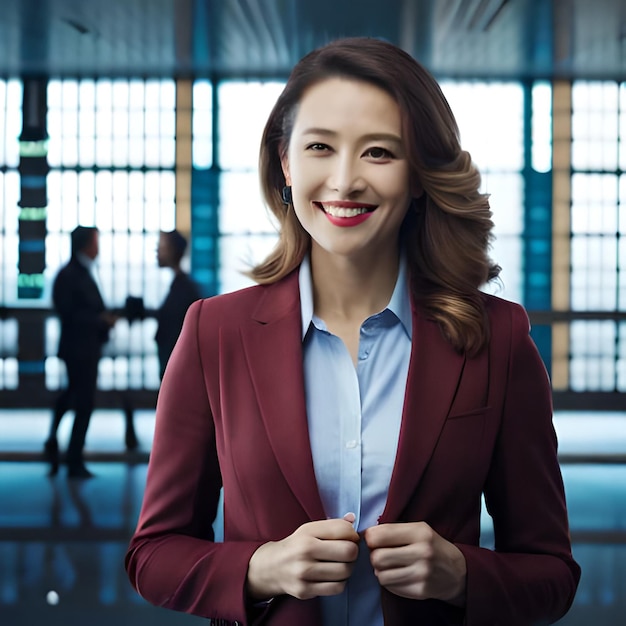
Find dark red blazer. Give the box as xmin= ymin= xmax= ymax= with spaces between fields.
xmin=125 ymin=269 xmax=580 ymax=625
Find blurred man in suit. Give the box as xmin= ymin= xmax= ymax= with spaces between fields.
xmin=155 ymin=230 xmax=201 ymax=379
xmin=44 ymin=226 xmax=117 ymax=478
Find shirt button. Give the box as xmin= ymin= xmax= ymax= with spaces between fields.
xmin=346 ymin=439 xmax=358 ymax=449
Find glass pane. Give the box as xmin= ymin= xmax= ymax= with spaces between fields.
xmin=532 ymin=82 xmax=552 ymax=173
xmin=570 ymin=321 xmax=617 ymax=391
xmin=219 ymin=234 xmax=278 ymax=294
xmin=193 ymin=80 xmax=213 ymax=169
xmin=218 ymin=81 xmax=285 ymax=170
xmin=219 ymin=171 xmax=277 ymax=235
xmin=571 ymin=174 xmax=618 ymax=235
xmin=571 ymin=236 xmax=617 ymax=310
xmin=440 ymin=81 xmax=524 ymax=171
xmin=0 ymin=357 xmax=18 ymax=390
xmin=572 ymin=81 xmax=619 ymax=171
xmin=0 ymin=171 xmax=20 ymax=304
xmin=483 ymin=173 xmax=524 ymax=235
xmin=0 ymin=320 xmax=19 ymax=368
xmin=1 ymin=80 xmax=23 ymax=167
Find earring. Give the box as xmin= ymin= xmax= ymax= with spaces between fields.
xmin=281 ymin=185 xmax=292 ymax=205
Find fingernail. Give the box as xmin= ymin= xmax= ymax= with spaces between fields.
xmin=343 ymin=512 xmax=356 ymax=523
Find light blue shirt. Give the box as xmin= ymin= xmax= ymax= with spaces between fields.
xmin=75 ymin=251 xmax=95 ymax=272
xmin=299 ymin=255 xmax=412 ymax=626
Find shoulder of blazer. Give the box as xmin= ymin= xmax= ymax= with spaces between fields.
xmin=52 ymin=259 xmax=81 ymax=292
xmin=55 ymin=257 xmax=91 ymax=283
xmin=481 ymin=291 xmax=530 ymax=334
xmin=196 ymin=269 xmax=301 ymax=328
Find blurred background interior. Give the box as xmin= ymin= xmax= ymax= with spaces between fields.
xmin=1 ymin=0 xmax=626 ymax=624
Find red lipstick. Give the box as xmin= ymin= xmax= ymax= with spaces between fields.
xmin=315 ymin=201 xmax=377 ymax=228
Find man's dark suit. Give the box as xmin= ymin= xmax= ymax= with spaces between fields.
xmin=52 ymin=255 xmax=111 ymax=471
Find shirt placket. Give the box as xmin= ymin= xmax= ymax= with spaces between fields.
xmin=339 ymin=334 xmax=362 ymax=527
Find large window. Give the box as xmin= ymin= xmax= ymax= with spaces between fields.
xmin=45 ymin=79 xmax=178 ymax=391
xmin=569 ymin=81 xmax=626 ymax=391
xmin=5 ymin=75 xmax=615 ymax=396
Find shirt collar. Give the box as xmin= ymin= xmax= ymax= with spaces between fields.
xmin=75 ymin=251 xmax=94 ymax=271
xmin=388 ymin=254 xmax=413 ymax=339
xmin=299 ymin=254 xmax=412 ymax=341
xmin=299 ymin=255 xmax=315 ymax=340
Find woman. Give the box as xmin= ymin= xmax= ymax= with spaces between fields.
xmin=125 ymin=37 xmax=580 ymax=625
xmin=155 ymin=229 xmax=201 ymax=379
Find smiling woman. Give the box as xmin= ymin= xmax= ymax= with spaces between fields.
xmin=282 ymin=77 xmax=412 ymax=281
xmin=125 ymin=37 xmax=580 ymax=626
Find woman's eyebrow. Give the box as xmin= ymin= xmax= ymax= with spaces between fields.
xmin=301 ymin=127 xmax=402 ymax=144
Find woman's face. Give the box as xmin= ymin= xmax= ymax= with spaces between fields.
xmin=281 ymin=77 xmax=414 ymax=264
xmin=84 ymin=231 xmax=99 ymax=260
xmin=156 ymin=233 xmax=174 ymax=268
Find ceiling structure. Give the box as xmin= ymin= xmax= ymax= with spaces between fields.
xmin=1 ymin=0 xmax=626 ymax=80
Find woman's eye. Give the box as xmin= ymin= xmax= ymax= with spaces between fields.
xmin=307 ymin=143 xmax=329 ymax=151
xmin=365 ymin=147 xmax=393 ymax=159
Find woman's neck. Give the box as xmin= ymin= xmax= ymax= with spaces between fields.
xmin=310 ymin=248 xmax=400 ymax=324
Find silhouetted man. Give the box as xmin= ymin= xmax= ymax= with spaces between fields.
xmin=44 ymin=226 xmax=117 ymax=478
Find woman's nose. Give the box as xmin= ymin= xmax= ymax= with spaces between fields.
xmin=327 ymin=155 xmax=366 ymax=195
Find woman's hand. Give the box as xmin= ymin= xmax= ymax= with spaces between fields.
xmin=246 ymin=516 xmax=360 ymax=601
xmin=363 ymin=521 xmax=467 ymax=606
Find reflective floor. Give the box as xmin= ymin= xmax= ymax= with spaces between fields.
xmin=0 ymin=410 xmax=625 ymax=625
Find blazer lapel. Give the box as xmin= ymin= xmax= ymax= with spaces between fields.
xmin=240 ymin=271 xmax=326 ymax=521
xmin=380 ymin=309 xmax=466 ymax=523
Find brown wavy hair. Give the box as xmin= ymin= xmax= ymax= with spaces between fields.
xmin=250 ymin=37 xmax=500 ymax=355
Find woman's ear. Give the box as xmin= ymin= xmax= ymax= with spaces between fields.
xmin=411 ymin=180 xmax=424 ymax=199
xmin=280 ymin=155 xmax=291 ymax=187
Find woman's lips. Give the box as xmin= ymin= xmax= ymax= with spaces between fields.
xmin=315 ymin=201 xmax=378 ymax=227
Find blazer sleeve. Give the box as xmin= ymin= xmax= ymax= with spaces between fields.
xmin=124 ymin=300 xmax=264 ymax=624
xmin=456 ymin=302 xmax=581 ymax=625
